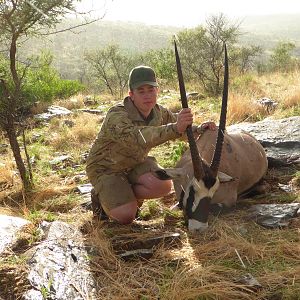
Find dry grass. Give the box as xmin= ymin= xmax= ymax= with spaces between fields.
xmin=55 ymin=94 xmax=86 ymax=110
xmin=253 ymin=71 xmax=300 ymax=119
xmin=83 ymin=222 xmax=250 ymax=300
xmin=77 ymin=207 xmax=300 ymax=299
xmin=0 ymin=157 xmax=23 ymax=203
xmin=281 ymin=89 xmax=300 ymax=109
xmin=0 ymin=162 xmax=16 ymax=191
xmin=224 ymin=71 xmax=300 ymax=123
xmin=186 ymin=70 xmax=300 ymax=125
xmin=30 ymin=94 xmax=86 ymax=115
xmin=167 ymin=100 xmax=183 ymax=113
xmin=227 ymin=92 xmax=267 ymax=124
xmin=48 ymin=112 xmax=100 ymax=151
xmin=29 ymin=101 xmax=50 ymax=115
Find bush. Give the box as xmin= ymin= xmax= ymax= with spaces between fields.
xmin=23 ymin=66 xmax=84 ymax=104
xmin=53 ymin=79 xmax=84 ymax=99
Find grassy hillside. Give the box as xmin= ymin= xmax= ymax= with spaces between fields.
xmin=19 ymin=20 xmax=180 ymax=80
xmin=241 ymin=14 xmax=300 ymax=40
xmin=239 ymin=14 xmax=300 ymax=55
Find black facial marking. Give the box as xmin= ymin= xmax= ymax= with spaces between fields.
xmin=191 ymin=197 xmax=211 ymax=223
xmin=203 ymin=176 xmax=217 ymax=189
xmin=186 ymin=185 xmax=195 ymax=219
xmin=178 ymin=189 xmax=184 ymax=209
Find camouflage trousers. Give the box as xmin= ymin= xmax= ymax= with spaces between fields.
xmin=89 ymin=157 xmax=161 ymax=211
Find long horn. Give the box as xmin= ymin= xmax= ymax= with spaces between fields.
xmin=174 ymin=39 xmax=204 ymax=181
xmin=210 ymin=43 xmax=229 ymax=176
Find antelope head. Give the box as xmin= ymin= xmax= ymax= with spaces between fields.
xmin=174 ymin=40 xmax=229 ymax=232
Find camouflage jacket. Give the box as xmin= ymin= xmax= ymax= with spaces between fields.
xmin=86 ymin=96 xmax=197 ymax=179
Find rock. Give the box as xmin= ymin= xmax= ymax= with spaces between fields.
xmin=83 ymin=95 xmax=95 ymax=106
xmin=49 ymin=155 xmax=71 ymax=166
xmin=112 ymin=232 xmax=182 ymax=253
xmin=24 ymin=221 xmax=97 ymax=299
xmin=23 ymin=290 xmax=44 ymax=300
xmin=119 ymin=249 xmax=154 ymax=261
xmin=0 ymin=215 xmax=30 ymax=254
xmin=278 ymin=183 xmax=296 ymax=193
xmin=72 ymin=173 xmax=86 ymax=183
xmin=34 ymin=106 xmax=72 ymax=121
xmin=80 ymin=198 xmax=92 ymax=210
xmin=48 ymin=106 xmax=72 ymax=115
xmin=235 ymin=273 xmax=262 ymax=291
xmin=76 ymin=184 xmax=93 ymax=209
xmin=245 ymin=203 xmax=300 ymax=228
xmin=76 ymin=183 xmax=93 ymax=194
xmin=80 ymin=151 xmax=89 ymax=163
xmin=187 ymin=92 xmax=199 ymax=99
xmin=229 ymin=116 xmax=300 ymax=167
xmin=38 ymin=221 xmax=51 ymax=239
xmin=76 ymin=108 xmax=103 ymax=115
xmin=256 ymin=97 xmax=278 ymax=113
xmin=62 ymin=119 xmax=75 ymax=127
xmin=31 ymin=133 xmax=43 ymax=143
xmin=112 ymin=232 xmax=182 ymax=261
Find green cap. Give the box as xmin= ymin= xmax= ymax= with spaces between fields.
xmin=128 ymin=66 xmax=158 ymax=90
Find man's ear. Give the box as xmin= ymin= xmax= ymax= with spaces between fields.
xmin=154 ymin=168 xmax=184 ymax=180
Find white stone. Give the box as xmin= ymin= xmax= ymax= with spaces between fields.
xmin=0 ymin=214 xmax=30 ymax=253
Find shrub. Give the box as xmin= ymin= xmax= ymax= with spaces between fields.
xmin=23 ymin=66 xmax=84 ymax=104
xmin=53 ymin=79 xmax=84 ymax=99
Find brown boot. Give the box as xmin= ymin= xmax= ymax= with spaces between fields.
xmin=91 ymin=188 xmax=109 ymax=221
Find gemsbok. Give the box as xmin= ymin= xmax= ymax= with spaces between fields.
xmin=156 ymin=41 xmax=268 ymax=232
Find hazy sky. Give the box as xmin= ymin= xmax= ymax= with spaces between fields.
xmin=77 ymin=0 xmax=300 ymax=27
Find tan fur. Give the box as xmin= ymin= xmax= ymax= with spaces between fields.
xmin=173 ymin=130 xmax=268 ymax=207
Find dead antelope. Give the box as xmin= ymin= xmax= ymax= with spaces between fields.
xmin=156 ymin=41 xmax=268 ymax=232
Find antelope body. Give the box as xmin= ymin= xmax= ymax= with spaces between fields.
xmin=173 ymin=129 xmax=268 ymax=208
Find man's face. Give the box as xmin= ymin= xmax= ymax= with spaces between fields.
xmin=129 ymin=84 xmax=158 ymax=117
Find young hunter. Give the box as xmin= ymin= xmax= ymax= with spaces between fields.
xmin=86 ymin=66 xmax=216 ymax=224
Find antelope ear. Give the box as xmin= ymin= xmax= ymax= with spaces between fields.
xmin=154 ymin=168 xmax=185 ymax=180
xmin=217 ymin=171 xmax=234 ymax=183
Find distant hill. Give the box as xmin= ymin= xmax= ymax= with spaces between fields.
xmin=20 ymin=20 xmax=180 ymax=80
xmin=19 ymin=14 xmax=300 ymax=80
xmin=239 ymin=14 xmax=300 ymax=52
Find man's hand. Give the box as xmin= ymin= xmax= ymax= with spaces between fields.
xmin=199 ymin=121 xmax=217 ymax=131
xmin=196 ymin=121 xmax=217 ymax=135
xmin=176 ymin=108 xmax=193 ymax=134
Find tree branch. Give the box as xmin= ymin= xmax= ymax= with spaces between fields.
xmin=39 ymin=18 xmax=101 ymax=36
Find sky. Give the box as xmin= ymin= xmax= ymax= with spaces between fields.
xmin=77 ymin=0 xmax=300 ymax=27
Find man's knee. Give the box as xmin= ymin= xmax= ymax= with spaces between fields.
xmin=137 ymin=172 xmax=172 ymax=195
xmin=114 ymin=215 xmax=135 ymax=225
xmin=148 ymin=177 xmax=172 ymax=196
xmin=159 ymin=179 xmax=172 ymax=195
